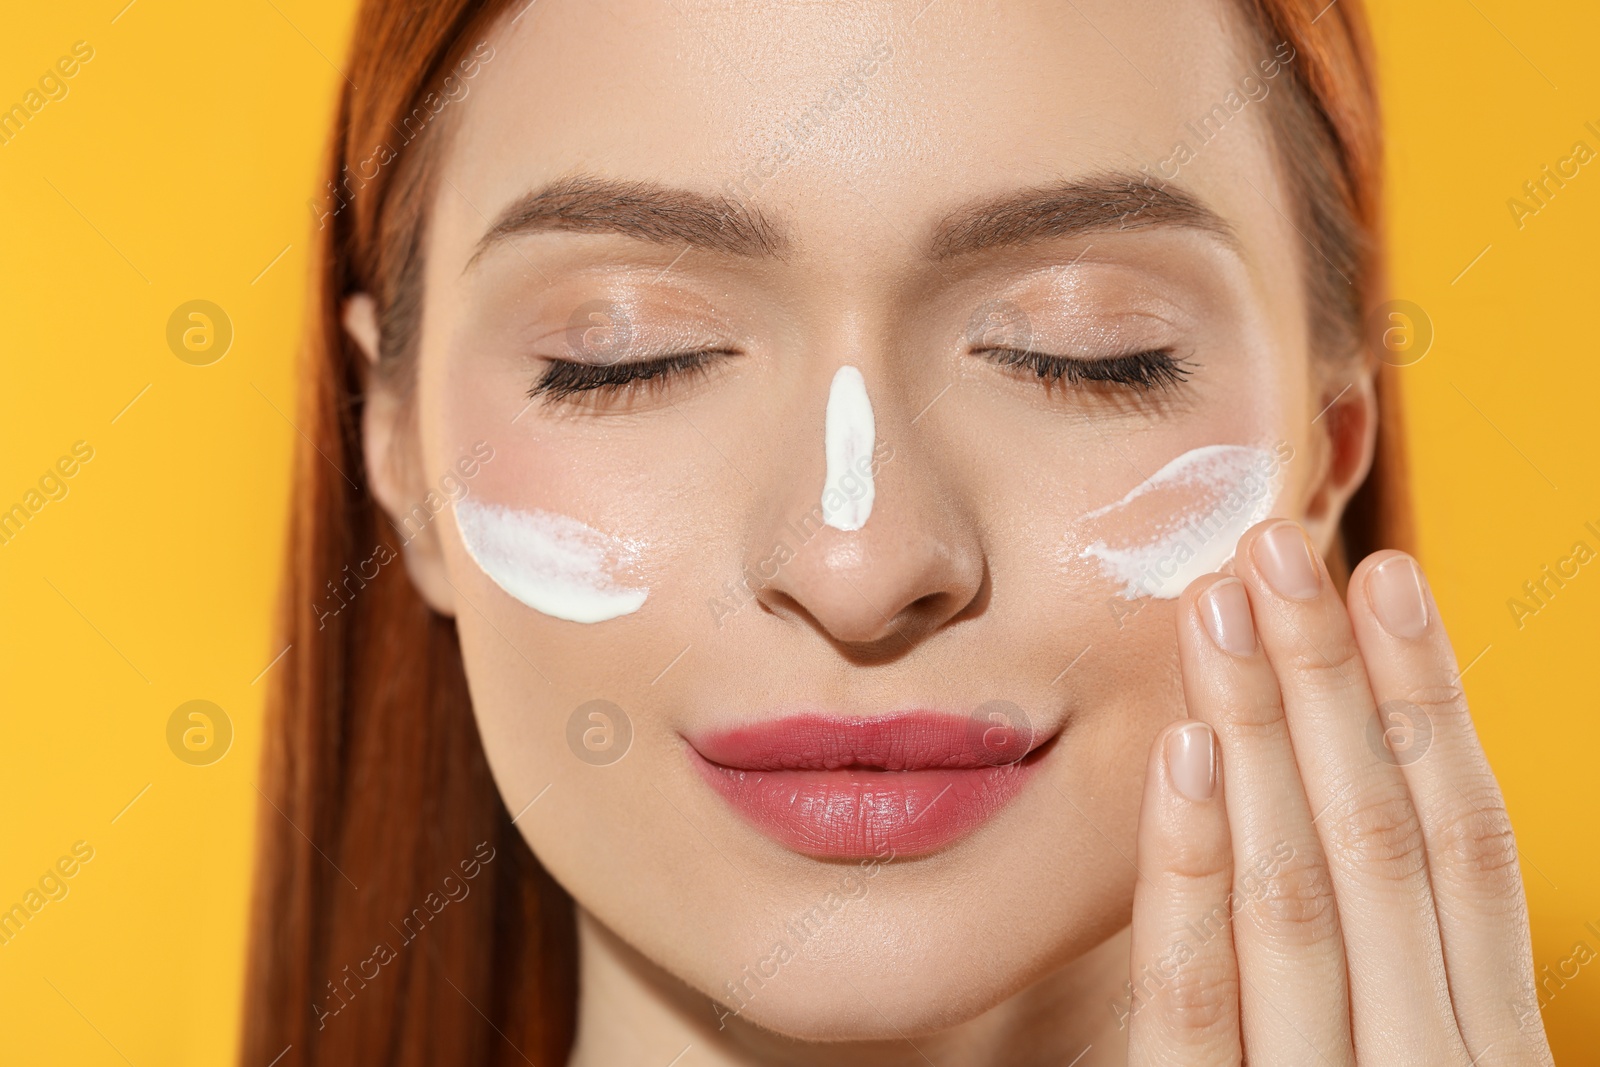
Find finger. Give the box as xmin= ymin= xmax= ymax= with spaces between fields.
xmin=1233 ymin=519 xmax=1470 ymax=1063
xmin=1348 ymin=551 xmax=1555 ymax=1066
xmin=1127 ymin=720 xmax=1241 ymax=1067
xmin=1177 ymin=573 xmax=1355 ymax=1064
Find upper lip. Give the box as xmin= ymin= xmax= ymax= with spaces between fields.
xmin=687 ymin=709 xmax=1054 ymax=771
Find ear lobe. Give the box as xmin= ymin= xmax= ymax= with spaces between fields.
xmin=345 ymin=293 xmax=458 ymax=617
xmin=1300 ymin=369 xmax=1378 ymax=555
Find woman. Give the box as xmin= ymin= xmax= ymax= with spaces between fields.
xmin=242 ymin=0 xmax=1556 ymax=1063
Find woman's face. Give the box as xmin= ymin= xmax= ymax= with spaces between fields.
xmin=363 ymin=0 xmax=1370 ymax=1042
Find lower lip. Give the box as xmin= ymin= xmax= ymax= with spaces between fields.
xmin=686 ymin=713 xmax=1049 ymax=859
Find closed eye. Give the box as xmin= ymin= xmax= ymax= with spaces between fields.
xmin=528 ymin=345 xmax=1189 ymax=406
xmin=978 ymin=347 xmax=1193 ymax=390
xmin=528 ymin=349 xmax=735 ymax=403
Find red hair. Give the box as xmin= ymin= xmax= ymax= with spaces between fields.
xmin=240 ymin=2 xmax=1404 ymax=1063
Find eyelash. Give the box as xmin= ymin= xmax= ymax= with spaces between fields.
xmin=978 ymin=347 xmax=1193 ymax=390
xmin=527 ymin=345 xmax=1192 ymax=403
xmin=528 ymin=350 xmax=728 ymax=402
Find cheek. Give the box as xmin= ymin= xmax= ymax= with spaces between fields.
xmin=454 ymin=498 xmax=649 ymax=624
xmin=432 ymin=374 xmax=707 ymax=630
xmin=1071 ymin=442 xmax=1289 ymax=600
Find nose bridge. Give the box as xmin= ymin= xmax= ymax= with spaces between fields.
xmin=821 ymin=364 xmax=878 ymax=532
xmin=741 ymin=355 xmax=984 ymax=655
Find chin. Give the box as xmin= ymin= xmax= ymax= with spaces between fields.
xmin=678 ymin=836 xmax=1135 ymax=1044
xmin=711 ymin=936 xmax=1022 ymax=1042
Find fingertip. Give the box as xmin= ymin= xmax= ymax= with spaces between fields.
xmin=1196 ymin=577 xmax=1257 ymax=658
xmin=1137 ymin=722 xmax=1231 ymax=884
xmin=1249 ymin=519 xmax=1324 ymax=602
xmin=1180 ymin=570 xmax=1236 ymax=606
xmin=1227 ymin=517 xmax=1293 ymax=587
xmin=1177 ymin=572 xmax=1252 ymax=655
xmin=1352 ymin=550 xmax=1434 ymax=641
xmin=1163 ymin=720 xmax=1217 ymax=804
xmin=1347 ymin=547 xmax=1412 ymax=594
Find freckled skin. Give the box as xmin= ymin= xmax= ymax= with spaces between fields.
xmin=357 ymin=0 xmax=1377 ymax=1063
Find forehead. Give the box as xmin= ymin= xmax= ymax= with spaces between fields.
xmin=436 ymin=0 xmax=1296 ymax=283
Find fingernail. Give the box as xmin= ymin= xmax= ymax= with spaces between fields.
xmin=1198 ymin=578 xmax=1255 ymax=657
xmin=1253 ymin=521 xmax=1321 ymax=600
xmin=1368 ymin=554 xmax=1430 ymax=639
xmin=1166 ymin=722 xmax=1215 ymax=802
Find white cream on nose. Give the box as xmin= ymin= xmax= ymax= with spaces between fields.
xmin=821 ymin=365 xmax=876 ymax=531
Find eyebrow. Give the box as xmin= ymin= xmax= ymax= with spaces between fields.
xmin=469 ymin=174 xmax=789 ymax=267
xmin=928 ymin=174 xmax=1238 ymax=260
xmin=467 ymin=171 xmax=1235 ymax=269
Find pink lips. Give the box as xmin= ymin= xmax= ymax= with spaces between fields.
xmin=686 ymin=712 xmax=1049 ymax=858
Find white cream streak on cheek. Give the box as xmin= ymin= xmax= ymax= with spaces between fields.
xmin=1074 ymin=444 xmax=1286 ymax=599
xmin=822 ymin=365 xmax=876 ymax=531
xmin=453 ymin=499 xmax=648 ymax=623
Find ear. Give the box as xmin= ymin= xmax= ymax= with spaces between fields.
xmin=1299 ymin=365 xmax=1378 ymax=557
xmin=345 ymin=293 xmax=457 ymax=617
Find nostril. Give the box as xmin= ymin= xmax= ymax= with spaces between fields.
xmin=904 ymin=591 xmax=954 ymax=622
xmin=742 ymin=517 xmax=989 ymax=655
xmin=771 ymin=589 xmax=975 ymax=661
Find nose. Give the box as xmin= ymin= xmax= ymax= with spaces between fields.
xmin=746 ymin=368 xmax=986 ymax=660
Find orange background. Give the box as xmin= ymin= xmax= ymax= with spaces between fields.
xmin=1 ymin=0 xmax=1596 ymax=1061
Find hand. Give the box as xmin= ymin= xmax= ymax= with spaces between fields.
xmin=1126 ymin=519 xmax=1556 ymax=1065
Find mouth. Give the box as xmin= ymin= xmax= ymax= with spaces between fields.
xmin=685 ymin=711 xmax=1057 ymax=859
